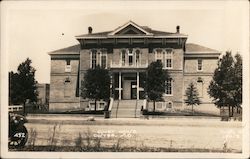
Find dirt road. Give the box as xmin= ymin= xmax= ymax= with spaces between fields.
xmin=24 ymin=117 xmax=242 ymax=152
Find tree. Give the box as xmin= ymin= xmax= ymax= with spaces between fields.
xmin=233 ymin=53 xmax=242 ymax=110
xmin=208 ymin=52 xmax=242 ymax=117
xmin=9 ymin=58 xmax=38 ymax=115
xmin=145 ymin=61 xmax=168 ymax=111
xmin=81 ymin=65 xmax=110 ymax=111
xmin=184 ymin=82 xmax=201 ymax=115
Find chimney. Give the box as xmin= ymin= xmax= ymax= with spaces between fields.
xmin=176 ymin=25 xmax=180 ymax=33
xmin=88 ymin=26 xmax=92 ymax=34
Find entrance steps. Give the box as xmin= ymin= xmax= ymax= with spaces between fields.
xmin=111 ymin=100 xmax=144 ymax=118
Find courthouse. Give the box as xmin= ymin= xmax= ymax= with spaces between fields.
xmin=49 ymin=21 xmax=220 ymax=116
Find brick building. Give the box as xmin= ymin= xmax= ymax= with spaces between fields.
xmin=49 ymin=21 xmax=220 ymax=115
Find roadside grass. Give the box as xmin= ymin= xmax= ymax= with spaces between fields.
xmin=11 ymin=126 xmax=241 ymax=153
xmin=10 ymin=145 xmax=241 ymax=153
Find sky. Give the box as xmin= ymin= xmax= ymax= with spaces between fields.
xmin=2 ymin=0 xmax=249 ymax=83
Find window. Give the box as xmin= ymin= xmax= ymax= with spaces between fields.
xmin=65 ymin=60 xmax=71 ymax=72
xmin=66 ymin=59 xmax=71 ymax=65
xmin=100 ymin=53 xmax=107 ymax=69
xmin=155 ymin=49 xmax=163 ymax=63
xmin=165 ymin=50 xmax=173 ymax=69
xmin=166 ymin=101 xmax=173 ymax=108
xmin=91 ymin=50 xmax=97 ymax=68
xmin=128 ymin=49 xmax=133 ymax=65
xmin=197 ymin=59 xmax=202 ymax=71
xmin=98 ymin=102 xmax=105 ymax=110
xmin=135 ymin=49 xmax=140 ymax=66
xmin=121 ymin=50 xmax=126 ymax=66
xmin=129 ymin=55 xmax=133 ymax=65
xmin=165 ymin=78 xmax=173 ymax=95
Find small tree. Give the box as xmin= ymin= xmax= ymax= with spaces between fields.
xmin=145 ymin=61 xmax=168 ymax=111
xmin=208 ymin=52 xmax=242 ymax=117
xmin=9 ymin=58 xmax=38 ymax=115
xmin=81 ymin=66 xmax=110 ymax=111
xmin=185 ymin=82 xmax=201 ymax=115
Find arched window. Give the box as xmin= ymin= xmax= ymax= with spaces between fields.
xmin=135 ymin=49 xmax=140 ymax=66
xmin=155 ymin=49 xmax=163 ymax=63
xmin=121 ymin=49 xmax=126 ymax=66
xmin=91 ymin=50 xmax=97 ymax=68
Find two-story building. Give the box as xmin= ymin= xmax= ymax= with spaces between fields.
xmin=49 ymin=21 xmax=220 ymax=116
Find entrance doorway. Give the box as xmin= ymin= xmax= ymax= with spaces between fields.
xmin=131 ymin=81 xmax=137 ymax=99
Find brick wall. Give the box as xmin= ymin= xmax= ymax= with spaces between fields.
xmin=49 ymin=59 xmax=80 ymax=112
xmin=184 ymin=58 xmax=218 ymax=73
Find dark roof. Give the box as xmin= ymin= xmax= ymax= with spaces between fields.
xmin=76 ymin=29 xmax=184 ymax=37
xmin=49 ymin=44 xmax=80 ymax=55
xmin=185 ymin=43 xmax=219 ymax=53
xmin=76 ymin=21 xmax=187 ymax=38
xmin=48 ymin=43 xmax=219 ymax=55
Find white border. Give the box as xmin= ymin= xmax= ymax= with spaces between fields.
xmin=1 ymin=0 xmax=249 ymax=158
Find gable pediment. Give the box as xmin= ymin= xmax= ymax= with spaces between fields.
xmin=115 ymin=24 xmax=146 ymax=35
xmin=108 ymin=21 xmax=153 ymax=36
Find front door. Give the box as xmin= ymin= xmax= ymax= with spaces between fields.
xmin=131 ymin=81 xmax=137 ymax=99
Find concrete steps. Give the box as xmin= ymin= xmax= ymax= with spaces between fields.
xmin=111 ymin=100 xmax=144 ymax=118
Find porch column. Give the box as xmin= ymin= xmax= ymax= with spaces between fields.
xmin=137 ymin=72 xmax=139 ymax=100
xmin=119 ymin=72 xmax=122 ymax=100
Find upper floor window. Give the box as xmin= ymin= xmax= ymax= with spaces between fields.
xmin=135 ymin=49 xmax=140 ymax=66
xmin=197 ymin=59 xmax=202 ymax=71
xmin=155 ymin=49 xmax=163 ymax=63
xmin=66 ymin=59 xmax=71 ymax=65
xmin=120 ymin=48 xmax=141 ymax=66
xmin=100 ymin=52 xmax=107 ymax=69
xmin=165 ymin=50 xmax=173 ymax=69
xmin=121 ymin=50 xmax=126 ymax=66
xmin=65 ymin=59 xmax=71 ymax=72
xmin=91 ymin=50 xmax=97 ymax=69
xmin=165 ymin=78 xmax=173 ymax=95
xmin=90 ymin=49 xmax=108 ymax=69
xmin=128 ymin=49 xmax=133 ymax=66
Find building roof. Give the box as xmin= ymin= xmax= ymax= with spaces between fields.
xmin=185 ymin=43 xmax=219 ymax=53
xmin=75 ymin=21 xmax=187 ymax=38
xmin=49 ymin=44 xmax=80 ymax=55
xmin=48 ymin=43 xmax=219 ymax=55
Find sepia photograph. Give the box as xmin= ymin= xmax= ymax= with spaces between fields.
xmin=1 ymin=0 xmax=249 ymax=158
